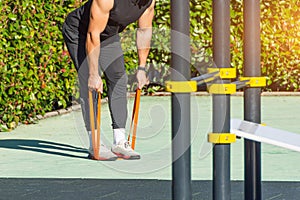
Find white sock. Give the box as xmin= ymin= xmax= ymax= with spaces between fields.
xmin=88 ymin=131 xmax=103 ymax=150
xmin=113 ymin=128 xmax=126 ymax=145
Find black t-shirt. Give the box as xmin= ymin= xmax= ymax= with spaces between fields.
xmin=64 ymin=0 xmax=153 ymax=42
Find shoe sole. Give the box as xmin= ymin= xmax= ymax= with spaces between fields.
xmin=87 ymin=154 xmax=118 ymax=161
xmin=112 ymin=152 xmax=141 ymax=160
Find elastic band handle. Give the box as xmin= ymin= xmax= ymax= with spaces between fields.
xmin=128 ymin=88 xmax=141 ymax=150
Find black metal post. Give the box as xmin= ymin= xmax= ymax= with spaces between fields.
xmin=243 ymin=0 xmax=262 ymax=199
xmin=212 ymin=0 xmax=231 ymax=199
xmin=171 ymin=0 xmax=191 ymax=199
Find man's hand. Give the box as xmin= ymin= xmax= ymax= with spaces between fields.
xmin=136 ymin=70 xmax=149 ymax=89
xmin=88 ymin=74 xmax=103 ymax=93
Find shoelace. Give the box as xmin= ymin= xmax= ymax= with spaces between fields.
xmin=124 ymin=141 xmax=132 ymax=150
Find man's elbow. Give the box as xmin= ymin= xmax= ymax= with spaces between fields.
xmin=87 ymin=31 xmax=101 ymax=46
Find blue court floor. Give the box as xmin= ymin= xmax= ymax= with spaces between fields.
xmin=0 ymin=94 xmax=300 ymax=199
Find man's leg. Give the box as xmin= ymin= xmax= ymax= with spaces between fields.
xmin=100 ymin=41 xmax=140 ymax=160
xmin=62 ymin=23 xmax=117 ymax=160
xmin=98 ymin=41 xmax=127 ymax=134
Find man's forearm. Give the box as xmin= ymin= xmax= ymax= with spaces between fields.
xmin=86 ymin=32 xmax=101 ymax=76
xmin=136 ymin=27 xmax=152 ymax=67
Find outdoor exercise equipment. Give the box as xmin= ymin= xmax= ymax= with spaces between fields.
xmin=231 ymin=119 xmax=300 ymax=152
xmin=243 ymin=1 xmax=263 ymax=198
xmin=88 ymin=90 xmax=101 ymax=160
xmin=167 ymin=0 xmax=268 ymax=199
xmin=127 ymin=88 xmax=141 ymax=150
xmin=169 ymin=0 xmax=193 ymax=199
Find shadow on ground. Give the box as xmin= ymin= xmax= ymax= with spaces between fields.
xmin=0 ymin=139 xmax=88 ymax=159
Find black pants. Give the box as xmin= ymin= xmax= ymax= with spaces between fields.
xmin=62 ymin=23 xmax=128 ymax=131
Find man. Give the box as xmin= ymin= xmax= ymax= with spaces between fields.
xmin=62 ymin=0 xmax=155 ymax=160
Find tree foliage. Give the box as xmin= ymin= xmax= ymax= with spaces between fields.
xmin=0 ymin=0 xmax=299 ymax=131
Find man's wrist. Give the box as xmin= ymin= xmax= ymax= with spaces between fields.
xmin=89 ymin=73 xmax=99 ymax=77
xmin=137 ymin=65 xmax=147 ymax=72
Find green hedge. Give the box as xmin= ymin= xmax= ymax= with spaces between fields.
xmin=231 ymin=0 xmax=300 ymax=91
xmin=0 ymin=0 xmax=80 ymax=131
xmin=260 ymin=0 xmax=300 ymax=90
xmin=1 ymin=0 xmax=299 ymax=131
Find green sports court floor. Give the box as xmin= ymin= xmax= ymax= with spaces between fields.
xmin=0 ymin=94 xmax=300 ymax=199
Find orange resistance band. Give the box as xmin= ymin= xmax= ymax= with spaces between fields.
xmin=128 ymin=88 xmax=141 ymax=150
xmin=89 ymin=90 xmax=101 ymax=160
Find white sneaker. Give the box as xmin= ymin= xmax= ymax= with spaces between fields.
xmin=111 ymin=140 xmax=141 ymax=160
xmin=88 ymin=144 xmax=117 ymax=161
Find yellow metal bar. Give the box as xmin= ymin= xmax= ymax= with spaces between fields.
xmin=208 ymin=84 xmax=236 ymax=94
xmin=204 ymin=77 xmax=217 ymax=83
xmin=208 ymin=133 xmax=236 ymax=144
xmin=165 ymin=81 xmax=197 ymax=93
xmin=239 ymin=77 xmax=266 ymax=87
xmin=208 ymin=68 xmax=236 ymax=79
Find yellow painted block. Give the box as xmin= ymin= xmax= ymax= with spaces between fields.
xmin=165 ymin=81 xmax=197 ymax=93
xmin=208 ymin=84 xmax=236 ymax=94
xmin=208 ymin=68 xmax=236 ymax=79
xmin=239 ymin=77 xmax=267 ymax=87
xmin=208 ymin=133 xmax=236 ymax=144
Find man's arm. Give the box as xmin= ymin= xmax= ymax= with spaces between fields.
xmin=86 ymin=0 xmax=113 ymax=92
xmin=136 ymin=0 xmax=155 ymax=89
